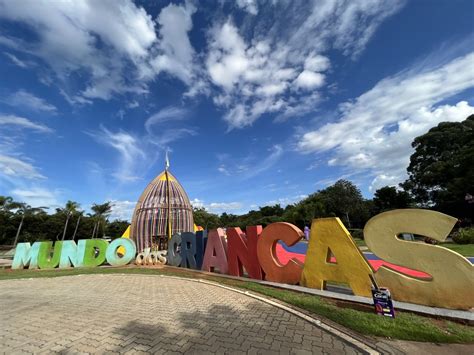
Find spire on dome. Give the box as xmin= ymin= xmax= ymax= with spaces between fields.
xmin=165 ymin=150 xmax=170 ymax=171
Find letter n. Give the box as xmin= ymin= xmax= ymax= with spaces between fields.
xmin=227 ymin=226 xmax=263 ymax=279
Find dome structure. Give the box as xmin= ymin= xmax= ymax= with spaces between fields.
xmin=130 ymin=169 xmax=194 ymax=252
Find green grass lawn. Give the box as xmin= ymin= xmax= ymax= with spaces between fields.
xmin=353 ymin=239 xmax=474 ymax=257
xmin=439 ymin=243 xmax=474 ymax=257
xmin=354 ymin=238 xmax=367 ymax=248
xmin=0 ymin=266 xmax=472 ymax=344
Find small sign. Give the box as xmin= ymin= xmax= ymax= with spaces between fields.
xmin=371 ymin=287 xmax=395 ymax=318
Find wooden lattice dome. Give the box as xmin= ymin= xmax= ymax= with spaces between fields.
xmin=130 ymin=170 xmax=194 ymax=252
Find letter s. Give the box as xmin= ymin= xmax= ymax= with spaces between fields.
xmin=364 ymin=209 xmax=473 ymax=310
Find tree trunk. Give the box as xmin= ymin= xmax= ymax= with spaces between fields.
xmin=72 ymin=215 xmax=81 ymax=240
xmin=92 ymin=222 xmax=97 ymax=239
xmin=345 ymin=212 xmax=351 ymax=228
xmin=13 ymin=214 xmax=25 ymax=247
xmin=61 ymin=213 xmax=70 ymax=241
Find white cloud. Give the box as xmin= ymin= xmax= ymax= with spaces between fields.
xmin=145 ymin=107 xmax=188 ymax=134
xmin=3 ymin=52 xmax=31 ymax=68
xmin=0 ymin=0 xmax=404 ymax=121
xmin=191 ymin=198 xmax=243 ymax=214
xmin=0 ymin=114 xmax=52 ymax=133
xmin=2 ymin=90 xmax=57 ymax=113
xmin=0 ymin=154 xmax=45 ymax=180
xmin=245 ymin=145 xmax=283 ymax=178
xmin=285 ymin=0 xmax=406 ymax=58
xmin=294 ymin=70 xmax=325 ymax=90
xmin=0 ymin=0 xmax=157 ymax=101
xmin=127 ymin=100 xmax=139 ymax=109
xmin=205 ymin=0 xmax=404 ymax=128
xmin=190 ymin=198 xmax=205 ymax=209
xmin=148 ymin=2 xmax=197 ymax=85
xmin=216 ymin=144 xmax=284 ymax=179
xmin=151 ymin=128 xmax=198 ymax=148
xmin=305 ymin=54 xmax=330 ymax=72
xmin=88 ymin=127 xmax=146 ymax=183
xmin=108 ymin=200 xmax=135 ymax=221
xmin=217 ymin=165 xmax=230 ymax=176
xmin=11 ymin=187 xmax=60 ymax=208
xmin=208 ymin=202 xmax=242 ymax=212
xmin=265 ymin=194 xmax=308 ymax=207
xmin=298 ymin=53 xmax=474 ymax=192
xmin=236 ymin=0 xmax=258 ymax=15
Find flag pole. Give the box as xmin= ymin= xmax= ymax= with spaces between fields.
xmin=165 ymin=151 xmax=172 ymax=241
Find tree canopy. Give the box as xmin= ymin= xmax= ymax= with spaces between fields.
xmin=402 ymin=114 xmax=474 ymax=219
xmin=372 ymin=186 xmax=412 ymax=214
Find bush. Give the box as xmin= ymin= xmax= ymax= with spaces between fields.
xmin=452 ymin=228 xmax=474 ymax=244
xmin=349 ymin=228 xmax=364 ymax=239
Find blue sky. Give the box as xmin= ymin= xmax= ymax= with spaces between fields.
xmin=0 ymin=0 xmax=473 ymax=220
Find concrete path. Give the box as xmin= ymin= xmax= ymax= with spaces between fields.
xmin=0 ymin=274 xmax=368 ymax=354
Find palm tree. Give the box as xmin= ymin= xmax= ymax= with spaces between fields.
xmin=90 ymin=202 xmax=113 ymax=238
xmin=13 ymin=203 xmax=48 ymax=246
xmin=57 ymin=201 xmax=81 ymax=241
xmin=71 ymin=210 xmax=83 ymax=240
xmin=0 ymin=196 xmax=14 ymax=212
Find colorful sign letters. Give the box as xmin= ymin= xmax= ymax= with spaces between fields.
xmin=12 ymin=209 xmax=474 ymax=310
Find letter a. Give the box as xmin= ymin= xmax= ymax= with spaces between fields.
xmin=202 ymin=228 xmax=228 ymax=274
xmin=301 ymin=218 xmax=373 ymax=297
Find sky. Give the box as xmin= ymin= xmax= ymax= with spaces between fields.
xmin=0 ymin=0 xmax=473 ymax=221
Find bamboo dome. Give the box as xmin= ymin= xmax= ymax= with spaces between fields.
xmin=130 ymin=169 xmax=194 ymax=252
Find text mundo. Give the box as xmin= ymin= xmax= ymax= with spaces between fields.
xmin=12 ymin=209 xmax=474 ymax=310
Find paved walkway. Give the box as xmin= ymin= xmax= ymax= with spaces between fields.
xmin=0 ymin=274 xmax=365 ymax=354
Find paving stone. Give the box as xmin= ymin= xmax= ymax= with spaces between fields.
xmin=0 ymin=274 xmax=364 ymax=354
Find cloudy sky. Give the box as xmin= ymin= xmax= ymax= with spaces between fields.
xmin=1 ymin=0 xmax=473 ymax=220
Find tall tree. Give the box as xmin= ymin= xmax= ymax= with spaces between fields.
xmin=402 ymin=115 xmax=474 ymax=218
xmin=71 ymin=211 xmax=83 ymax=240
xmin=0 ymin=196 xmax=14 ymax=212
xmin=57 ymin=200 xmax=81 ymax=241
xmin=13 ymin=203 xmax=48 ymax=246
xmin=193 ymin=207 xmax=220 ymax=229
xmin=107 ymin=219 xmax=130 ymax=239
xmin=90 ymin=202 xmax=113 ymax=238
xmin=319 ymin=180 xmax=368 ymax=228
xmin=373 ymin=186 xmax=412 ymax=214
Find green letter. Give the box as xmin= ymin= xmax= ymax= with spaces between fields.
xmin=38 ymin=241 xmax=62 ymax=269
xmin=82 ymin=239 xmax=108 ymax=267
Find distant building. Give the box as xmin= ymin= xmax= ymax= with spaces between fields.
xmin=130 ymin=169 xmax=194 ymax=252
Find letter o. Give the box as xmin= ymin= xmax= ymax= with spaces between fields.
xmin=106 ymin=238 xmax=137 ymax=266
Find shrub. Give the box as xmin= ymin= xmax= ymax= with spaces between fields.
xmin=452 ymin=228 xmax=474 ymax=244
xmin=349 ymin=228 xmax=364 ymax=240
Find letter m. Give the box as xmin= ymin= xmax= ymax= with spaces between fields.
xmin=12 ymin=242 xmax=43 ymax=269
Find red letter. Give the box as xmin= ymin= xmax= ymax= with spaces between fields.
xmin=202 ymin=228 xmax=228 ymax=274
xmin=227 ymin=226 xmax=263 ymax=279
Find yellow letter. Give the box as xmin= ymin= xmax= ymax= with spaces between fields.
xmin=301 ymin=218 xmax=374 ymax=297
xmin=364 ymin=209 xmax=474 ymax=310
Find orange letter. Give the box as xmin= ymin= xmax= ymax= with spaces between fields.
xmin=257 ymin=222 xmax=303 ymax=284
